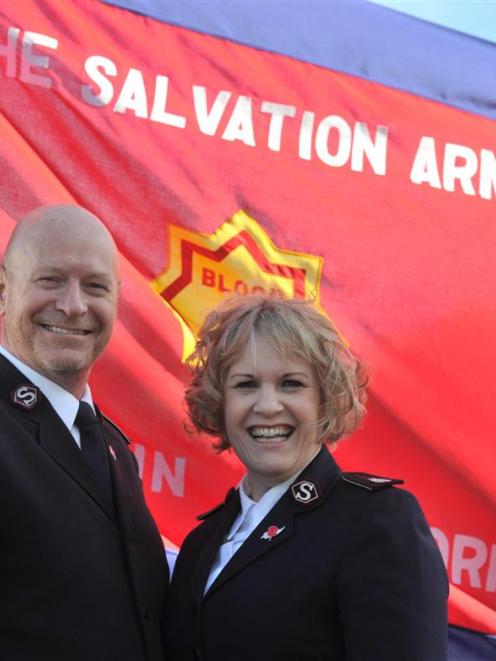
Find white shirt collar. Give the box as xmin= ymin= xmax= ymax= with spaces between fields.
xmin=0 ymin=345 xmax=94 ymax=433
xmin=236 ymin=446 xmax=322 ymax=525
xmin=238 ymin=473 xmax=294 ymax=520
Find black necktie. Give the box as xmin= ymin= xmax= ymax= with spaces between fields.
xmin=76 ymin=402 xmax=114 ymax=510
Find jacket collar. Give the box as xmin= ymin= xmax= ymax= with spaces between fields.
xmin=0 ymin=345 xmax=94 ymax=432
xmin=0 ymin=355 xmax=117 ymax=523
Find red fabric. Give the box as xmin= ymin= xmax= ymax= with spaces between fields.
xmin=0 ymin=0 xmax=495 ymax=633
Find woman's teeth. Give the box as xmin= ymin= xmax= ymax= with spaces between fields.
xmin=249 ymin=426 xmax=293 ymax=441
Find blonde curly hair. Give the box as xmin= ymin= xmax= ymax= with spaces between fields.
xmin=185 ymin=293 xmax=368 ymax=450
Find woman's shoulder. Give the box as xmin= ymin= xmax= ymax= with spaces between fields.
xmin=328 ymin=470 xmax=431 ymax=542
xmin=179 ymin=487 xmax=239 ymax=548
xmin=340 ymin=471 xmax=404 ymax=491
xmin=333 ymin=469 xmax=423 ymax=511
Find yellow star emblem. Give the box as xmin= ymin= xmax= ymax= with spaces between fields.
xmin=152 ymin=210 xmax=323 ymax=359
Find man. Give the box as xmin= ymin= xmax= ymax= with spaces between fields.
xmin=0 ymin=205 xmax=169 ymax=661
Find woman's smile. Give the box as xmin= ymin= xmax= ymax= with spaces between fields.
xmin=248 ymin=424 xmax=295 ymax=442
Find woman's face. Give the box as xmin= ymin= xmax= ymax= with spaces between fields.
xmin=223 ymin=332 xmax=322 ymax=500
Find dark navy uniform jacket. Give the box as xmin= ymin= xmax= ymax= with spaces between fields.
xmin=0 ymin=356 xmax=169 ymax=661
xmin=164 ymin=445 xmax=448 ymax=661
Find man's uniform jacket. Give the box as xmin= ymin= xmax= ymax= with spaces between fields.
xmin=0 ymin=356 xmax=169 ymax=661
xmin=164 ymin=445 xmax=448 ymax=661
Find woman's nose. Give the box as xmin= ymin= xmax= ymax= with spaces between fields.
xmin=253 ymin=386 xmax=284 ymax=415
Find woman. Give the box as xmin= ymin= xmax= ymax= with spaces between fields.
xmin=164 ymin=294 xmax=448 ymax=661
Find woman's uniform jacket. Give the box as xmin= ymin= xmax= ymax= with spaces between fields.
xmin=164 ymin=445 xmax=448 ymax=661
xmin=0 ymin=356 xmax=169 ymax=661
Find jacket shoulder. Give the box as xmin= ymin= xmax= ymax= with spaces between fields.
xmin=196 ymin=487 xmax=238 ymax=521
xmin=100 ymin=412 xmax=132 ymax=445
xmin=341 ymin=472 xmax=404 ymax=492
xmin=196 ymin=502 xmax=225 ymax=521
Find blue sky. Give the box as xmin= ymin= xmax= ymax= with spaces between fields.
xmin=369 ymin=0 xmax=496 ymax=43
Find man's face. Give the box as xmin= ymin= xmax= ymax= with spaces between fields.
xmin=0 ymin=224 xmax=119 ymax=388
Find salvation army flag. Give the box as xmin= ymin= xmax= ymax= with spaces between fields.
xmin=0 ymin=0 xmax=495 ymax=651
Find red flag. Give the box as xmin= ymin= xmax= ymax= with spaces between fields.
xmin=0 ymin=0 xmax=495 ymax=634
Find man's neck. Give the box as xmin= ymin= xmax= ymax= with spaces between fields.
xmin=0 ymin=345 xmax=89 ymax=399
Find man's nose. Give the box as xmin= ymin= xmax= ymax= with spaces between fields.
xmin=55 ymin=281 xmax=87 ymax=316
xmin=253 ymin=386 xmax=284 ymax=415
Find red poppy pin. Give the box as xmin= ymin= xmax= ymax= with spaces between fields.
xmin=260 ymin=525 xmax=285 ymax=541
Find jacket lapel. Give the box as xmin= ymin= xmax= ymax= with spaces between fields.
xmin=205 ymin=493 xmax=294 ymax=597
xmin=205 ymin=446 xmax=342 ymax=598
xmin=99 ymin=414 xmax=135 ymax=535
xmin=194 ymin=488 xmax=241 ymax=601
xmin=36 ymin=402 xmax=117 ymax=522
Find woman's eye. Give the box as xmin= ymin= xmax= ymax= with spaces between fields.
xmin=282 ymin=379 xmax=304 ymax=388
xmin=234 ymin=380 xmax=258 ymax=389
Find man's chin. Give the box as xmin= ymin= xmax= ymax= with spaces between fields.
xmin=38 ymin=351 xmax=94 ymax=379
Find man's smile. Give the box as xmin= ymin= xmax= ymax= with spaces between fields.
xmin=39 ymin=323 xmax=92 ymax=336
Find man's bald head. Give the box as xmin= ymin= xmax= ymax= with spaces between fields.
xmin=0 ymin=205 xmax=120 ymax=398
xmin=4 ymin=205 xmax=119 ymax=273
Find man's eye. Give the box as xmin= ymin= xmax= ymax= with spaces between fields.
xmin=86 ymin=282 xmax=109 ymax=292
xmin=38 ymin=276 xmax=60 ymax=285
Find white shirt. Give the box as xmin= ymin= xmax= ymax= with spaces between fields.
xmin=204 ymin=450 xmax=320 ymax=594
xmin=0 ymin=345 xmax=94 ymax=448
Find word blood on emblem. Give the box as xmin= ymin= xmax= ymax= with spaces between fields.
xmin=152 ymin=210 xmax=324 ymax=361
xmin=291 ymin=480 xmax=319 ymax=504
xmin=260 ymin=525 xmax=285 ymax=541
xmin=11 ymin=385 xmax=40 ymax=410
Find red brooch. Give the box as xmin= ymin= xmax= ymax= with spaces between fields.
xmin=260 ymin=525 xmax=285 ymax=541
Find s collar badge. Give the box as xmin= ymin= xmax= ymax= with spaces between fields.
xmin=11 ymin=385 xmax=41 ymax=410
xmin=291 ymin=480 xmax=320 ymax=505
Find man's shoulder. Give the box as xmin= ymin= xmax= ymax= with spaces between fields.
xmin=98 ymin=411 xmax=142 ymax=478
xmin=99 ymin=411 xmax=132 ymax=445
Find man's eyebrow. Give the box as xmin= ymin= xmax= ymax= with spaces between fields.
xmin=84 ymin=273 xmax=115 ymax=280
